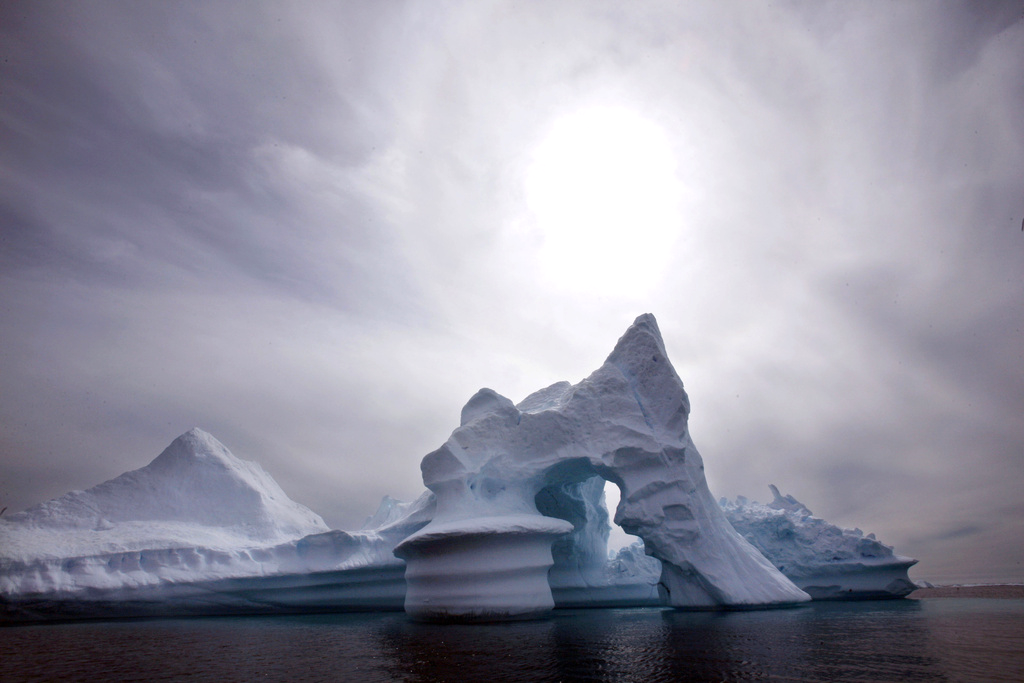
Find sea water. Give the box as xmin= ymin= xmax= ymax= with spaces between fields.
xmin=2 ymin=599 xmax=1022 ymax=682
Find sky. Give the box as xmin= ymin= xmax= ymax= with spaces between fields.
xmin=1 ymin=1 xmax=1022 ymax=585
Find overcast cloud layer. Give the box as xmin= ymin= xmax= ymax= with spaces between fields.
xmin=2 ymin=1 xmax=1022 ymax=584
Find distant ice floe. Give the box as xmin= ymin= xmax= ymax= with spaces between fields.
xmin=719 ymin=485 xmax=917 ymax=600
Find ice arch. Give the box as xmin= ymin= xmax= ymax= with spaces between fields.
xmin=394 ymin=314 xmax=809 ymax=621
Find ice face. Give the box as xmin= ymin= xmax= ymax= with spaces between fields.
xmin=395 ymin=314 xmax=809 ymax=620
xmin=721 ymin=486 xmax=918 ymax=599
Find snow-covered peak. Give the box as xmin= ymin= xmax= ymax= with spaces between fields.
xmin=604 ymin=313 xmax=690 ymax=442
xmin=605 ymin=313 xmax=665 ymax=366
xmin=6 ymin=429 xmax=328 ymax=545
xmin=766 ymin=484 xmax=813 ymax=515
xmin=147 ymin=427 xmax=239 ymax=471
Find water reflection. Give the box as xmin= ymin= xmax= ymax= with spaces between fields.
xmin=651 ymin=602 xmax=943 ymax=682
xmin=376 ymin=616 xmax=559 ymax=681
xmin=2 ymin=600 xmax=1022 ymax=682
xmin=372 ymin=602 xmax=950 ymax=682
xmin=917 ymin=599 xmax=1024 ymax=682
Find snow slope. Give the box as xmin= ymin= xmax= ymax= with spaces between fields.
xmin=4 ymin=428 xmax=327 ymax=557
xmin=0 ymin=430 xmax=431 ymax=618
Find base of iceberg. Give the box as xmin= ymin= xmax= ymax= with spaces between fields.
xmin=795 ymin=564 xmax=919 ymax=600
xmin=0 ymin=565 xmax=408 ymax=623
xmin=550 ymin=542 xmax=662 ymax=608
xmin=395 ymin=515 xmax=574 ymax=622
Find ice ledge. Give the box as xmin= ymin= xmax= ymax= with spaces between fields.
xmin=394 ymin=514 xmax=574 ymax=551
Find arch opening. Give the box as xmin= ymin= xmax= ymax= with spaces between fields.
xmin=602 ymin=481 xmax=644 ymax=554
xmin=533 ymin=466 xmax=661 ymax=609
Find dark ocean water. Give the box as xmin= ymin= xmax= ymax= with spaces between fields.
xmin=2 ymin=599 xmax=1022 ymax=682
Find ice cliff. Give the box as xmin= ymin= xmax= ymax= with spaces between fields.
xmin=720 ymin=486 xmax=918 ymax=599
xmin=395 ymin=314 xmax=810 ymax=620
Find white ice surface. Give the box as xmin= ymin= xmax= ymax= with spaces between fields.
xmin=0 ymin=430 xmax=432 ymax=612
xmin=4 ymin=428 xmax=327 ymax=556
xmin=5 ymin=320 xmax=916 ymax=620
xmin=397 ymin=313 xmax=809 ymax=619
xmin=720 ymin=485 xmax=918 ymax=599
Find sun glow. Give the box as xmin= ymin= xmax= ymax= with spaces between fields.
xmin=524 ymin=106 xmax=682 ymax=296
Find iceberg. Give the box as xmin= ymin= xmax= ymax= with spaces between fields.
xmin=2 ymin=314 xmax=917 ymax=623
xmin=395 ymin=314 xmax=809 ymax=620
xmin=0 ymin=429 xmax=432 ymax=621
xmin=720 ymin=485 xmax=918 ymax=599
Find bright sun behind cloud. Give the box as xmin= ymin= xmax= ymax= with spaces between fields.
xmin=524 ymin=106 xmax=682 ymax=296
